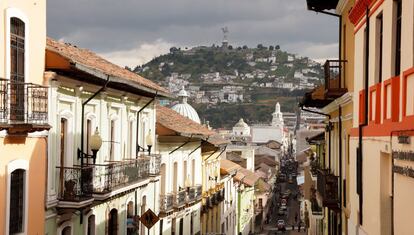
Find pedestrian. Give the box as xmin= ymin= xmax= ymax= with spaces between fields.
xmin=294 ymin=213 xmax=298 ymax=223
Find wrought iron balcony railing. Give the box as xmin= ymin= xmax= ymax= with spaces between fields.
xmin=173 ymin=189 xmax=187 ymax=208
xmin=187 ymin=187 xmax=196 ymax=203
xmin=147 ymin=154 xmax=161 ymax=175
xmin=195 ymin=185 xmax=203 ymax=200
xmin=56 ymin=166 xmax=93 ymax=203
xmin=323 ymin=60 xmax=348 ymax=99
xmin=90 ymin=158 xmax=150 ymax=194
xmin=0 ymin=78 xmax=48 ymax=131
xmin=316 ymin=169 xmax=339 ymax=210
xmin=159 ymin=194 xmax=174 ymax=212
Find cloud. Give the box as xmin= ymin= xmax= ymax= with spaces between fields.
xmin=47 ymin=0 xmax=339 ymax=66
xmin=284 ymin=42 xmax=339 ymax=61
xmin=100 ymin=39 xmax=174 ymax=68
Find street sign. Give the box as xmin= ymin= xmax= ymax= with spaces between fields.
xmin=140 ymin=209 xmax=159 ymax=229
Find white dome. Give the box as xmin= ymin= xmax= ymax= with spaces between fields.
xmin=172 ymin=103 xmax=201 ymax=123
xmin=235 ymin=118 xmax=249 ymax=128
xmin=171 ymin=87 xmax=201 ymax=124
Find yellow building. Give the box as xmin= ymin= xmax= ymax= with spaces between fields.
xmin=348 ymin=0 xmax=414 ymax=234
xmin=0 ymin=0 xmax=48 ymax=233
xmin=301 ymin=0 xmax=355 ymax=234
xmin=200 ymin=135 xmax=227 ymax=234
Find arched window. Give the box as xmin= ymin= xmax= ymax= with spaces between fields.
xmin=87 ymin=214 xmax=95 ymax=235
xmin=9 ymin=169 xmax=25 ymax=234
xmin=10 ymin=17 xmax=25 ymax=83
xmin=108 ymin=209 xmax=118 ymax=235
xmin=61 ymin=226 xmax=71 ymax=235
xmin=10 ymin=17 xmax=25 ymax=121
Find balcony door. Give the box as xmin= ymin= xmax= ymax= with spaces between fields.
xmin=10 ymin=17 xmax=25 ymax=122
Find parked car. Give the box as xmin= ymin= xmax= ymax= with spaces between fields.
xmin=280 ymin=205 xmax=287 ymax=211
xmin=277 ymin=220 xmax=286 ymax=230
xmin=278 ymin=209 xmax=286 ymax=216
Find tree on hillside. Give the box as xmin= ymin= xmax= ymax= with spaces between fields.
xmin=257 ymin=44 xmax=264 ymax=49
xmin=269 ymin=45 xmax=274 ymax=51
xmin=242 ymin=45 xmax=248 ymax=49
xmin=275 ymin=45 xmax=280 ymax=50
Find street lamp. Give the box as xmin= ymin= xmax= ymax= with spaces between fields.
xmin=145 ymin=129 xmax=153 ymax=155
xmin=78 ymin=127 xmax=102 ymax=164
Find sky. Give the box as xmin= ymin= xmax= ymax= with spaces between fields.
xmin=47 ymin=0 xmax=339 ymax=68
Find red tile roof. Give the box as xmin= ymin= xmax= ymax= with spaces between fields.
xmin=46 ymin=37 xmax=169 ymax=95
xmin=220 ymin=159 xmax=260 ymax=187
xmin=156 ymin=105 xmax=215 ymax=137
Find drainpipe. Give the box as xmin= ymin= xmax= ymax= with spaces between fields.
xmin=136 ymin=92 xmax=158 ymax=157
xmin=358 ymin=7 xmax=370 ymax=226
xmin=80 ymin=75 xmax=110 ymax=166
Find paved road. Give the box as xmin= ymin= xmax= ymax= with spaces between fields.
xmin=262 ymin=161 xmax=306 ymax=235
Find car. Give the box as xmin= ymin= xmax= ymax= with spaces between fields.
xmin=280 ymin=205 xmax=287 ymax=211
xmin=277 ymin=220 xmax=286 ymax=230
xmin=288 ymin=177 xmax=294 ymax=184
xmin=278 ymin=209 xmax=286 ymax=216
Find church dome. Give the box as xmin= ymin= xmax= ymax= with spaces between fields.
xmin=171 ymin=87 xmax=201 ymax=124
xmin=234 ymin=118 xmax=249 ymax=128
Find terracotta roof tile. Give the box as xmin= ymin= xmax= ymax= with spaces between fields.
xmin=156 ymin=105 xmax=215 ymax=137
xmin=46 ymin=37 xmax=169 ymax=95
xmin=220 ymin=159 xmax=259 ymax=187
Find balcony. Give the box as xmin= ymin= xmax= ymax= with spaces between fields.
xmin=0 ymin=78 xmax=49 ymax=134
xmin=195 ymin=185 xmax=202 ymax=201
xmin=316 ymin=169 xmax=339 ymax=210
xmin=56 ymin=166 xmax=94 ymax=208
xmin=187 ymin=187 xmax=197 ymax=203
xmin=324 ymin=60 xmax=348 ymax=99
xmin=173 ymin=189 xmax=187 ymax=208
xmin=146 ymin=154 xmax=161 ymax=175
xmin=159 ymin=194 xmax=174 ymax=213
xmin=88 ymin=158 xmax=151 ymax=199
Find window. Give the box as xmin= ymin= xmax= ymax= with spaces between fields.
xmin=108 ymin=209 xmax=118 ymax=235
xmin=10 ymin=17 xmax=25 ymax=83
xmin=128 ymin=120 xmax=134 ymax=158
xmin=60 ymin=118 xmax=67 ymax=167
xmin=110 ymin=120 xmax=115 ymax=160
xmin=87 ymin=215 xmax=95 ymax=235
xmin=376 ymin=13 xmax=383 ymax=83
xmin=62 ymin=226 xmax=71 ymax=235
xmin=86 ymin=119 xmax=92 ymax=155
xmin=10 ymin=17 xmax=25 ymax=121
xmin=9 ymin=169 xmax=25 ymax=234
xmin=394 ymin=0 xmax=402 ymax=76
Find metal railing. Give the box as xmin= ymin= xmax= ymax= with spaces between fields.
xmin=187 ymin=187 xmax=196 ymax=202
xmin=91 ymin=158 xmax=150 ymax=194
xmin=173 ymin=190 xmax=187 ymax=208
xmin=160 ymin=194 xmax=173 ymax=212
xmin=0 ymin=78 xmax=48 ymax=124
xmin=148 ymin=154 xmax=161 ymax=175
xmin=56 ymin=166 xmax=93 ymax=202
xmin=195 ymin=185 xmax=203 ymax=200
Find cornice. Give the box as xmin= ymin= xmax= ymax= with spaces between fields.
xmin=321 ymin=92 xmax=353 ymax=114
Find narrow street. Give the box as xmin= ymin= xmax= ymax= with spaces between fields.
xmin=262 ymin=158 xmax=306 ymax=235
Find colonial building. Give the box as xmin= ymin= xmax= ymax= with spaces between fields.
xmin=44 ymin=38 xmax=170 ymax=235
xmin=301 ymin=0 xmax=355 ymax=234
xmin=0 ymin=0 xmax=48 ymax=234
xmin=348 ymin=0 xmax=414 ymax=234
xmin=156 ymin=105 xmax=211 ymax=235
xmin=200 ymin=134 xmax=228 ymax=235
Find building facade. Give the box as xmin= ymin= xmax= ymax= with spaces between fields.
xmin=348 ymin=0 xmax=414 ymax=234
xmin=44 ymin=38 xmax=169 ymax=235
xmin=156 ymin=105 xmax=210 ymax=235
xmin=301 ymin=0 xmax=355 ymax=234
xmin=0 ymin=0 xmax=48 ymax=234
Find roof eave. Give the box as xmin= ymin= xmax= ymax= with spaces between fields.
xmin=72 ymin=62 xmax=173 ymax=99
